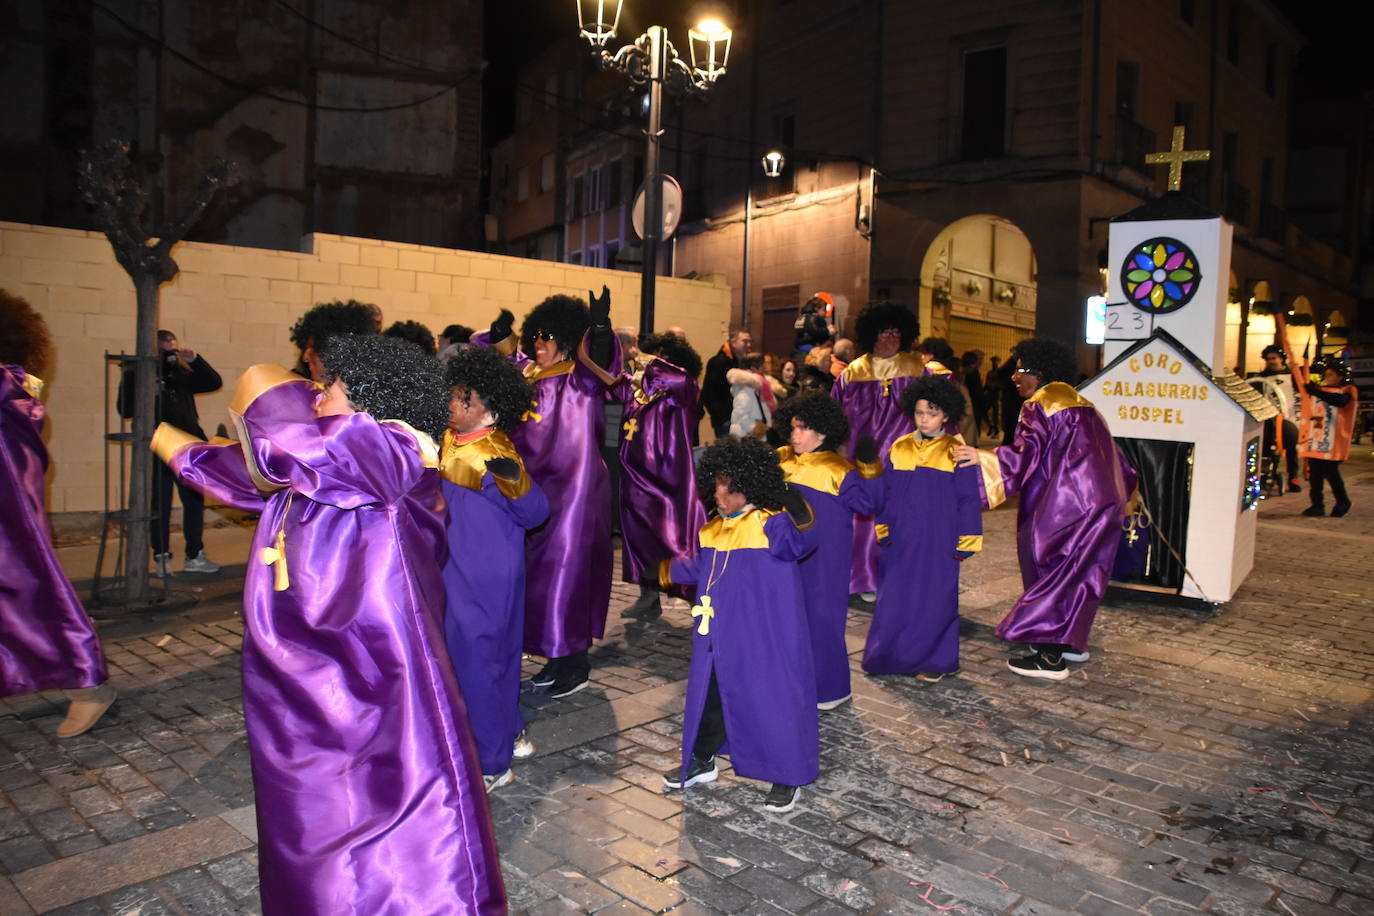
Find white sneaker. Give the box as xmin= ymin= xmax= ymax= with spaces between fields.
xmin=1061 ymin=649 xmax=1090 ymax=663
xmin=512 ymin=729 xmax=535 ymax=759
xmin=483 ymin=769 xmax=515 ymax=792
xmin=817 ymin=694 xmax=851 ymax=711
xmin=153 ymin=553 xmax=172 ymax=579
xmin=182 ymin=551 xmax=220 ymax=574
xmin=859 ymin=592 xmax=877 ymax=602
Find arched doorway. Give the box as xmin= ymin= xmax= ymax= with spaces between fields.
xmin=919 ymin=215 xmax=1037 ymax=362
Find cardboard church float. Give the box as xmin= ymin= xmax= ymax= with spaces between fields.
xmin=1081 ymin=192 xmax=1278 ymax=607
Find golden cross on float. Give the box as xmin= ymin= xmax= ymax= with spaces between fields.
xmin=1144 ymin=125 xmax=1211 ymax=192
xmin=623 ymin=417 xmax=639 ymax=441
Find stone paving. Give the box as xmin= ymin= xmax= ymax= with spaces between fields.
xmin=2 ymin=452 xmax=1373 ymax=914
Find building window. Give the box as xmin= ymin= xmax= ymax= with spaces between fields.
xmin=1114 ymin=61 xmax=1151 ymax=170
xmin=571 ymin=174 xmax=585 ymax=219
xmin=607 ymin=159 xmax=623 ymax=208
xmin=605 ymin=240 xmax=621 ymax=269
xmin=588 ymin=165 xmax=604 ymax=213
xmin=1264 ymin=43 xmax=1278 ymax=97
xmin=540 ymin=153 xmax=556 ymax=193
xmin=516 ymin=166 xmax=530 ymax=202
xmin=1179 ymin=0 xmax=1194 ymax=25
xmin=960 ymin=45 xmax=1007 ymax=160
xmin=1226 ymin=5 xmax=1241 ymax=65
xmin=568 ymin=250 xmax=583 ymax=265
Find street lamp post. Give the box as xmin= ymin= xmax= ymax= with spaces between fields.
xmin=576 ymin=1 xmax=730 ymax=334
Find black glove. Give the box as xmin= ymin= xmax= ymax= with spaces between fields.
xmin=485 ymin=457 xmax=521 ymax=482
xmin=853 ymin=435 xmax=879 ymax=465
xmin=779 ymin=483 xmax=814 ymax=529
xmin=489 ymin=309 xmax=515 ymax=343
xmin=589 ymin=285 xmax=611 ymax=328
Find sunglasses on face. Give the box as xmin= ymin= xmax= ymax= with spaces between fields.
xmin=532 ymin=329 xmax=557 ymax=342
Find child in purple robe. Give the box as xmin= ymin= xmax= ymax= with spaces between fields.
xmin=773 ymin=392 xmax=882 ymax=709
xmin=0 ymin=290 xmax=116 ymax=738
xmin=956 ymin=337 xmax=1136 ymax=682
xmin=440 ymin=346 xmax=549 ymax=792
xmin=661 ymin=437 xmax=818 ymax=813
xmin=864 ymin=376 xmax=982 ymax=680
xmin=155 ymin=335 xmax=505 ymax=915
xmin=615 ymin=333 xmax=706 ymax=622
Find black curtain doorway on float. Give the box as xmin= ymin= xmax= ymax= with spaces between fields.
xmin=1112 ymin=438 xmax=1193 ymax=591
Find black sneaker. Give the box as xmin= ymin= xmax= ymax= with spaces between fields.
xmin=529 ymin=660 xmax=558 ymax=687
xmin=763 ymin=783 xmax=799 ymax=812
xmin=662 ymin=756 xmax=718 ymax=790
xmin=619 ymin=591 xmax=662 ymax=620
xmin=1288 ymin=479 xmax=1302 ymax=493
xmin=548 ymin=670 xmax=589 ymax=698
xmin=1302 ymin=505 xmax=1325 ymax=517
xmin=1333 ymin=500 xmax=1352 ymax=517
xmin=1007 ymin=651 xmax=1069 ymax=681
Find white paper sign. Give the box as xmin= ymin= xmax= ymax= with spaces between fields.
xmin=1103 ymin=302 xmax=1152 ymax=340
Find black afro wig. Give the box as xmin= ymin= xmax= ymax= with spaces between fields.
xmin=520 ymin=294 xmax=589 ymax=359
xmin=444 ymin=345 xmax=534 ymax=434
xmin=641 ymin=332 xmax=703 ymax=379
xmin=290 ymin=300 xmax=382 ymax=352
xmin=772 ymin=390 xmax=850 ymax=451
xmin=384 ymin=320 xmax=436 ymax=355
xmin=0 ymin=288 xmax=52 ymax=378
xmin=695 ymin=437 xmax=789 ymax=512
xmin=900 ymin=375 xmax=967 ymax=425
xmin=1011 ymin=336 xmax=1079 ymax=385
xmin=854 ymin=301 xmax=919 ymax=354
xmin=319 ymin=334 xmax=451 ymax=442
xmin=918 ymin=337 xmax=957 ymax=369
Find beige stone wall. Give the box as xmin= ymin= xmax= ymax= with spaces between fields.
xmin=0 ymin=220 xmax=730 ymax=517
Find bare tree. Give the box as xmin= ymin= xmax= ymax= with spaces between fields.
xmin=78 ymin=140 xmax=235 ymax=606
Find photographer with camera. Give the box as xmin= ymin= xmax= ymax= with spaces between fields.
xmin=119 ymin=330 xmax=223 ymax=576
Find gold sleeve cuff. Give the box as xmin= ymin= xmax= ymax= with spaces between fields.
xmin=151 ymin=423 xmax=201 ymax=464
xmin=874 ymin=523 xmax=891 ymax=542
xmin=976 ymin=449 xmax=1006 ymax=509
xmin=957 ymin=535 xmax=984 ymax=552
xmin=856 ymin=459 xmax=883 ymax=480
xmin=493 ymin=465 xmax=532 ymax=499
xmin=491 ymin=333 xmax=517 ymax=356
xmin=658 ymin=558 xmax=675 ymax=591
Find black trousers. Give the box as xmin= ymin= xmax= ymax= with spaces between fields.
xmin=692 ymin=670 xmax=726 ymax=761
xmin=1308 ymin=458 xmax=1348 ymax=508
xmin=151 ymin=457 xmax=204 ymax=559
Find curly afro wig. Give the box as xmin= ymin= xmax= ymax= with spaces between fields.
xmin=384 ymin=320 xmax=436 ymax=355
xmin=290 ymin=300 xmax=382 ymax=352
xmin=444 ymin=345 xmax=534 ymax=434
xmin=772 ymin=390 xmax=850 ymax=451
xmin=319 ymin=334 xmax=451 ymax=442
xmin=918 ymin=337 xmax=957 ymax=369
xmin=900 ymin=375 xmax=967 ymax=425
xmin=520 ymin=294 xmax=589 ymax=359
xmin=1010 ymin=336 xmax=1079 ymax=385
xmin=641 ymin=332 xmax=704 ymax=379
xmin=854 ymin=301 xmax=919 ymax=354
xmin=0 ymin=289 xmax=53 ymax=378
xmin=695 ymin=437 xmax=789 ymax=511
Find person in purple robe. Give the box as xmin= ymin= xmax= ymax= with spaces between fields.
xmin=615 ymin=333 xmax=707 ymax=621
xmin=773 ymin=392 xmax=882 ymax=709
xmin=864 ymin=376 xmax=982 ymax=680
xmin=955 ymin=337 xmax=1137 ymax=682
xmin=0 ymin=290 xmax=116 ymax=738
xmin=832 ymin=301 xmax=922 ymax=600
xmin=483 ymin=289 xmax=620 ymax=698
xmin=154 ymin=335 xmax=505 ymax=915
xmin=287 ymin=298 xmax=382 ymax=380
xmin=660 ymin=437 xmax=818 ymax=813
xmin=919 ymin=336 xmax=980 ymax=445
xmin=439 ymin=346 xmax=549 ymax=791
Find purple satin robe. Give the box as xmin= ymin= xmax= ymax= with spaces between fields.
xmin=615 ymin=358 xmax=706 ymax=587
xmin=439 ymin=428 xmax=549 ymax=775
xmin=987 ymin=383 xmax=1136 ymax=652
xmin=1 ymin=366 xmax=107 ymax=696
xmin=832 ymin=352 xmax=923 ymax=593
xmin=670 ymin=509 xmax=819 ymax=787
xmin=162 ymin=369 xmax=505 ymax=916
xmin=777 ymin=448 xmax=881 ymax=704
xmin=863 ymin=434 xmax=982 ymax=675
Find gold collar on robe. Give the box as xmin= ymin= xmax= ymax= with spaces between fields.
xmin=699 ymin=507 xmax=780 ymax=551
xmin=777 ymin=447 xmax=854 ymax=496
xmin=439 ymin=427 xmax=530 ymax=497
xmin=525 ymin=359 xmax=574 ymax=381
xmin=888 ymin=433 xmax=959 ymax=472
xmin=1030 ymin=381 xmax=1094 ymax=417
xmin=841 ymin=351 xmax=925 ymax=385
xmin=20 ymin=372 xmax=44 ymax=399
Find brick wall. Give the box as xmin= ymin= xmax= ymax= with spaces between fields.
xmin=0 ymin=221 xmax=730 ymax=519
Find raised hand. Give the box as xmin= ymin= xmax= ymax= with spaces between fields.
xmin=589 ymin=285 xmax=611 ymax=327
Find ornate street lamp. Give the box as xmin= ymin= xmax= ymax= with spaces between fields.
xmin=760 ymin=150 xmax=786 ymax=178
xmin=576 ymin=1 xmax=731 ymax=333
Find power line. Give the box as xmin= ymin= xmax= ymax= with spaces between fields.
xmin=90 ymin=0 xmax=482 ymax=113
xmin=271 ymin=0 xmax=463 ymax=79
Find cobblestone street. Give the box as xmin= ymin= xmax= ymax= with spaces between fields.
xmin=3 ymin=453 xmax=1372 ymax=915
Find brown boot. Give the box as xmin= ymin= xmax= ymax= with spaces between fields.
xmin=57 ymin=683 xmax=117 ymax=738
